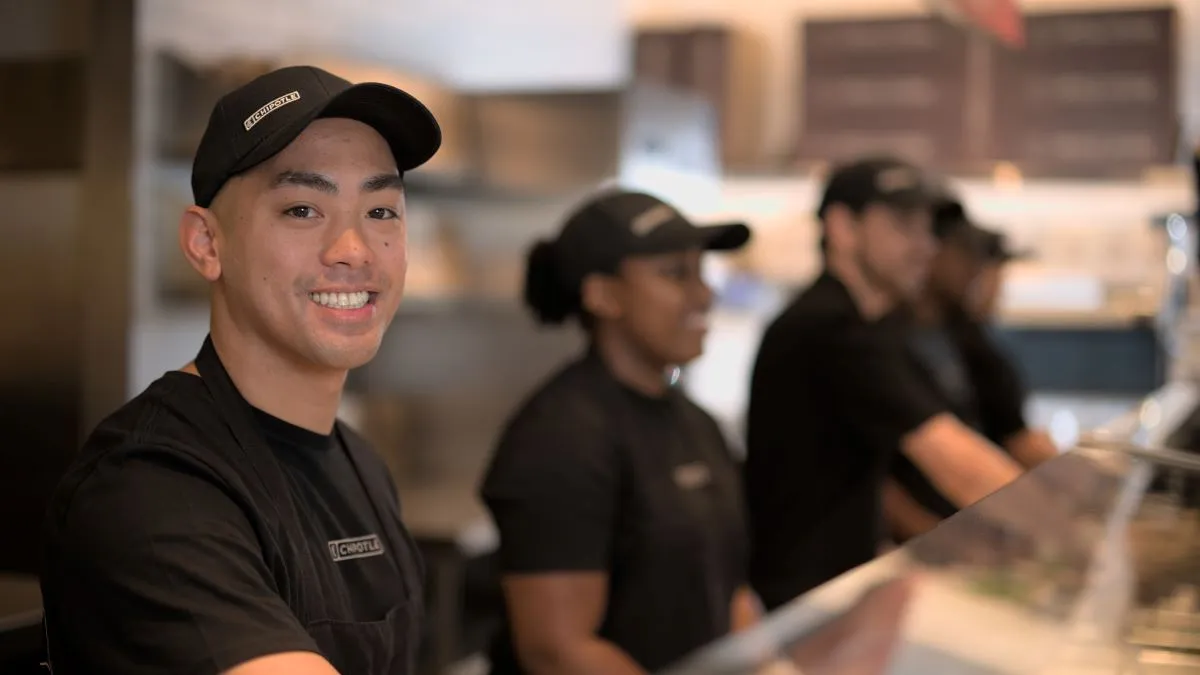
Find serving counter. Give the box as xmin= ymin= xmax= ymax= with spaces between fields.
xmin=661 ymin=382 xmax=1200 ymax=674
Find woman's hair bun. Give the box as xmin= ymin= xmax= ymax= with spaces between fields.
xmin=523 ymin=239 xmax=580 ymax=325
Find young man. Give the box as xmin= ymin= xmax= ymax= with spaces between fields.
xmin=40 ymin=66 xmax=442 ymax=675
xmin=743 ymin=157 xmax=1027 ymax=609
xmin=888 ymin=200 xmax=1058 ymax=536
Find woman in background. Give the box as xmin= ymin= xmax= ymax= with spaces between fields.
xmin=479 ymin=188 xmax=913 ymax=675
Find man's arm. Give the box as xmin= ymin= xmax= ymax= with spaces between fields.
xmin=731 ymin=586 xmax=764 ymax=632
xmin=226 ymin=653 xmax=340 ymax=675
xmin=826 ymin=322 xmax=1022 ymax=510
xmin=43 ymin=448 xmax=337 ymax=675
xmin=1003 ymin=428 xmax=1059 ymax=469
xmin=881 ymin=478 xmax=942 ymax=542
xmin=901 ymin=414 xmax=1021 ymax=508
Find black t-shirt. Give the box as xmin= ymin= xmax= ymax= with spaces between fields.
xmin=744 ymin=273 xmax=946 ymax=609
xmin=480 ymin=351 xmax=747 ymax=674
xmin=889 ymin=312 xmax=1030 ymax=521
xmin=946 ymin=313 xmax=1028 ymax=445
xmin=906 ymin=325 xmax=981 ymax=429
xmin=890 ymin=317 xmax=983 ymax=521
xmin=41 ymin=361 xmax=425 ymax=674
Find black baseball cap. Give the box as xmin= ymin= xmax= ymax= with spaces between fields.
xmin=817 ymin=156 xmax=940 ymax=219
xmin=191 ymin=65 xmax=442 ymax=207
xmin=934 ymin=197 xmax=1034 ymax=263
xmin=982 ymin=230 xmax=1034 ymax=263
xmin=932 ymin=197 xmax=973 ymax=240
xmin=553 ymin=190 xmax=751 ymax=286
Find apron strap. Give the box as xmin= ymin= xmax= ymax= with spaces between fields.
xmin=193 ymin=335 xmax=307 ymax=554
xmin=195 ymin=335 xmax=275 ymax=460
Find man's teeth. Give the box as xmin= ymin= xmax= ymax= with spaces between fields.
xmin=310 ymin=291 xmax=370 ymax=309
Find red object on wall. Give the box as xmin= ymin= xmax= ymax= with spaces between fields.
xmin=930 ymin=0 xmax=1025 ymax=48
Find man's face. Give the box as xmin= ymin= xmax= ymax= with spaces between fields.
xmin=206 ymin=118 xmax=407 ymax=372
xmin=966 ymin=262 xmax=1004 ymax=320
xmin=927 ymin=238 xmax=982 ymax=306
xmin=855 ymin=203 xmax=937 ymax=301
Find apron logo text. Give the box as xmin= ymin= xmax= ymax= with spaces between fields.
xmin=328 ymin=534 xmax=384 ymax=562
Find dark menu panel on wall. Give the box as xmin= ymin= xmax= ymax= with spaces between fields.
xmin=797 ymin=17 xmax=970 ymax=170
xmin=990 ymin=8 xmax=1177 ymax=178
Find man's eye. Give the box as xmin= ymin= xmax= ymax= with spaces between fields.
xmin=284 ymin=206 xmax=316 ymax=219
xmin=368 ymin=207 xmax=399 ymax=220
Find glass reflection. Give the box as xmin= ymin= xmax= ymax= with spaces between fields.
xmin=659 ymin=447 xmax=1159 ymax=674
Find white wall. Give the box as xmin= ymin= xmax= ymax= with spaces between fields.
xmin=139 ymin=0 xmax=629 ymax=90
xmin=630 ymin=0 xmax=1200 ymax=162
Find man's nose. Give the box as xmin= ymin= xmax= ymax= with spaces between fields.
xmin=322 ymin=223 xmax=372 ymax=268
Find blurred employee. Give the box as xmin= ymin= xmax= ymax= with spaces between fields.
xmin=888 ymin=200 xmax=1058 ymax=538
xmin=910 ymin=199 xmax=1054 ymax=462
xmin=41 ymin=67 xmax=441 ymax=674
xmin=744 ymin=157 xmax=1027 ymax=609
xmin=951 ymin=220 xmax=1057 ymax=467
xmin=479 ymin=190 xmax=912 ymax=675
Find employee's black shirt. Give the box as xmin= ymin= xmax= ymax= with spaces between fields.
xmin=480 ymin=351 xmax=747 ymax=673
xmin=744 ymin=273 xmax=946 ymax=609
xmin=890 ymin=311 xmax=1031 ymax=520
xmin=41 ymin=369 xmax=424 ymax=674
xmin=890 ymin=314 xmax=984 ymax=521
xmin=946 ymin=312 xmax=1028 ymax=446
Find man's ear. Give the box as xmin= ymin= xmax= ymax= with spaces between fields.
xmin=822 ymin=203 xmax=858 ymax=255
xmin=580 ymin=273 xmax=622 ymax=321
xmin=178 ymin=206 xmax=223 ymax=282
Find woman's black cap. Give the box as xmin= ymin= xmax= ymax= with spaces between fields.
xmin=551 ymin=189 xmax=751 ymax=286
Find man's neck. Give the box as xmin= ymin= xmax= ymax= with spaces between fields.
xmin=203 ymin=313 xmax=346 ymax=435
xmin=824 ymin=256 xmax=895 ymax=321
xmin=911 ymin=295 xmax=945 ymax=327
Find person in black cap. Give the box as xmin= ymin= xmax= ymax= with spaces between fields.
xmin=477 ymin=189 xmax=913 ymax=675
xmin=478 ymin=189 xmax=756 ymax=675
xmin=886 ymin=199 xmax=1057 ymax=541
xmin=41 ymin=66 xmax=441 ymax=675
xmin=743 ymin=157 xmax=1028 ymax=609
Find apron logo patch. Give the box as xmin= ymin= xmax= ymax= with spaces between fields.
xmin=673 ymin=462 xmax=712 ymax=490
xmin=328 ymin=534 xmax=384 ymax=562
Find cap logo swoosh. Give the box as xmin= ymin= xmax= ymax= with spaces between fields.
xmin=875 ymin=167 xmax=920 ymax=193
xmin=244 ymin=91 xmax=302 ymax=131
xmin=631 ymin=204 xmax=677 ymax=235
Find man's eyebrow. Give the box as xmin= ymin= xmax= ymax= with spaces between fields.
xmin=270 ymin=171 xmax=338 ymax=194
xmin=362 ymin=174 xmax=405 ymax=193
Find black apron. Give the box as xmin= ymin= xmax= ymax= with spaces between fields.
xmin=194 ymin=336 xmax=424 ymax=674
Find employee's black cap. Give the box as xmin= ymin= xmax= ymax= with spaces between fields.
xmin=817 ymin=156 xmax=940 ymax=219
xmin=932 ymin=198 xmax=973 ymax=240
xmin=553 ymin=189 xmax=751 ymax=285
xmin=982 ymin=230 xmax=1034 ymax=263
xmin=191 ymin=65 xmax=442 ymax=208
xmin=933 ymin=197 xmax=1034 ymax=263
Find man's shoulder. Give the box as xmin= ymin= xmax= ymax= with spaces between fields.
xmin=84 ymin=371 xmax=227 ymax=454
xmin=50 ymin=373 xmax=250 ymax=530
xmin=758 ymin=275 xmax=859 ymax=357
xmin=780 ymin=275 xmax=860 ymax=327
